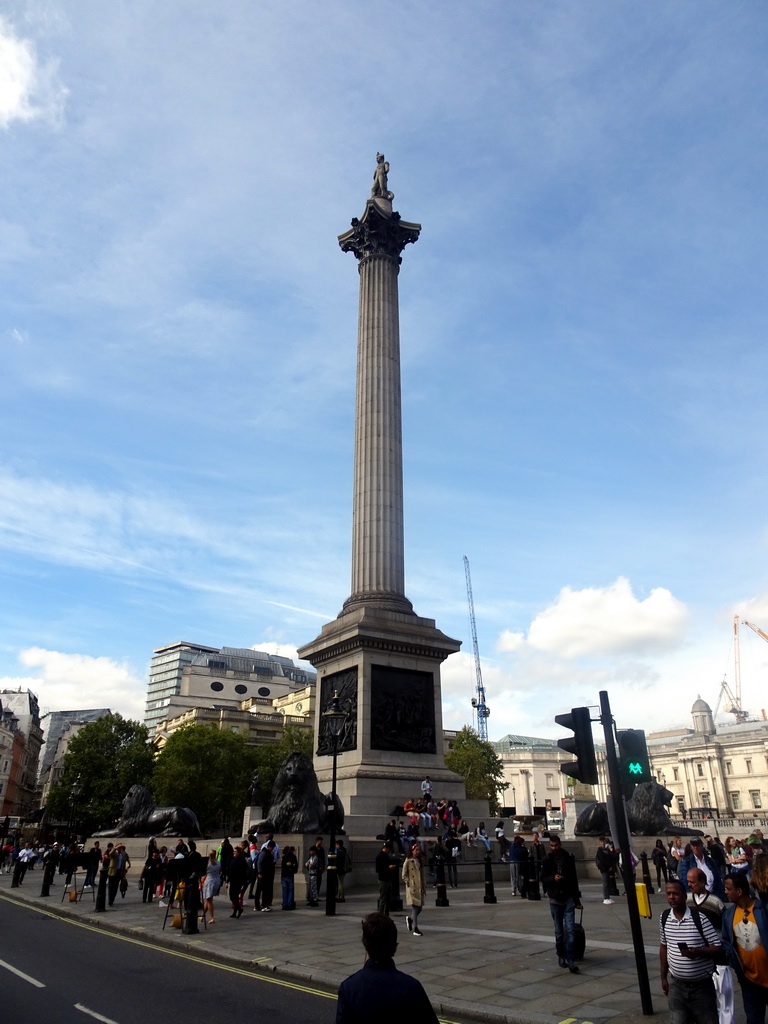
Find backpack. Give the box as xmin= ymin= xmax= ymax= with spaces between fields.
xmin=661 ymin=906 xmax=724 ymax=965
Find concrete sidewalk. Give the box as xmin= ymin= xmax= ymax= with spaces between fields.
xmin=1 ymin=869 xmax=720 ymax=1024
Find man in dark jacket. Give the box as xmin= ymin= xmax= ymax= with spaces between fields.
xmin=375 ymin=843 xmax=397 ymax=916
xmin=541 ymin=836 xmax=582 ymax=973
xmin=595 ymin=835 xmax=618 ymax=905
xmin=680 ymin=838 xmax=725 ymax=900
xmin=336 ymin=912 xmax=438 ymax=1024
xmin=256 ymin=840 xmax=276 ymax=911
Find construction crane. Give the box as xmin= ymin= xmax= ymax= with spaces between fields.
xmin=463 ymin=555 xmax=490 ymax=740
xmin=717 ymin=615 xmax=768 ymax=723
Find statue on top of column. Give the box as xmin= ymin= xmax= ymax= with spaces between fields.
xmin=371 ymin=153 xmax=394 ymax=201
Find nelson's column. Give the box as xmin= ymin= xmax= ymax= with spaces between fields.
xmin=299 ymin=156 xmax=481 ymax=822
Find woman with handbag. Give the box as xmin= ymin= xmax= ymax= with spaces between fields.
xmin=402 ymin=842 xmax=427 ymax=936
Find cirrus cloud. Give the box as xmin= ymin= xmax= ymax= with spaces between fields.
xmin=0 ymin=16 xmax=66 ymax=129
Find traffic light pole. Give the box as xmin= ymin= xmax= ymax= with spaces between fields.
xmin=598 ymin=690 xmax=654 ymax=1016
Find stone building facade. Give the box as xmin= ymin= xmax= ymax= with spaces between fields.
xmin=648 ymin=698 xmax=768 ymax=820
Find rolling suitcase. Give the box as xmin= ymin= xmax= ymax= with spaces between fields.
xmin=573 ymin=907 xmax=586 ymax=961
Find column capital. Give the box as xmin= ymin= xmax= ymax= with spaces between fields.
xmin=338 ymin=199 xmax=421 ymax=264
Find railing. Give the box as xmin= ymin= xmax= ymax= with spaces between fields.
xmin=669 ymin=815 xmax=768 ymax=831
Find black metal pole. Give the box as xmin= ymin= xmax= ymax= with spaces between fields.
xmin=325 ymin=734 xmax=338 ymax=917
xmin=640 ymin=851 xmax=655 ymax=894
xmin=599 ymin=690 xmax=653 ymax=1016
xmin=95 ymin=864 xmax=108 ymax=912
xmin=435 ymin=852 xmax=449 ymax=907
xmin=483 ymin=852 xmax=497 ymax=903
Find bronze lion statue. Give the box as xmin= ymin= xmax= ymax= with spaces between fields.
xmin=575 ymin=780 xmax=703 ymax=836
xmin=250 ymin=752 xmax=345 ymax=835
xmin=94 ymin=784 xmax=202 ymax=838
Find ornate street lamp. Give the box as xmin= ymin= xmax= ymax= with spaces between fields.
xmin=67 ymin=774 xmax=83 ymax=843
xmin=322 ymin=690 xmax=348 ymax=918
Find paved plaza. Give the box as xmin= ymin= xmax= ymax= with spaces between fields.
xmin=4 ymin=866 xmax=745 ymax=1024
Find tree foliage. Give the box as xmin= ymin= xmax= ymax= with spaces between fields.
xmin=444 ymin=725 xmax=508 ymax=813
xmin=45 ymin=713 xmax=154 ymax=830
xmin=249 ymin=723 xmax=314 ymax=811
xmin=153 ymin=724 xmax=254 ymax=832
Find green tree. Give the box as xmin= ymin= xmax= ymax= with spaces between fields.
xmin=444 ymin=725 xmax=508 ymax=813
xmin=46 ymin=713 xmax=154 ymax=830
xmin=153 ymin=724 xmax=254 ymax=832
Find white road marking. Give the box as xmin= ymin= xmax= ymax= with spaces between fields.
xmin=74 ymin=1005 xmax=121 ymax=1024
xmin=0 ymin=957 xmax=46 ymax=988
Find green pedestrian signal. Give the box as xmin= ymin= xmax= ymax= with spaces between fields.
xmin=617 ymin=729 xmax=651 ymax=798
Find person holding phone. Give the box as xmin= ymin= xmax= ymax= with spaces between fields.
xmin=659 ymin=879 xmax=723 ymax=1024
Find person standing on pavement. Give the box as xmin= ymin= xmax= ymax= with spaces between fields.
xmin=335 ymin=913 xmax=439 ymax=1024
xmin=256 ymin=840 xmax=276 ymax=911
xmin=335 ymin=840 xmax=349 ymax=902
xmin=201 ymin=850 xmax=221 ymax=925
xmin=508 ymin=835 xmax=527 ymax=896
xmin=280 ymin=845 xmax=298 ymax=910
xmin=227 ymin=844 xmax=248 ymax=918
xmin=315 ymin=836 xmax=326 ymax=897
xmin=596 ymin=836 xmax=618 ymax=905
xmin=402 ymin=841 xmax=426 ymax=937
xmin=681 ymin=839 xmax=726 ymax=900
xmin=722 ymin=872 xmax=768 ymax=1024
xmin=541 ymin=835 xmax=582 ymax=973
xmin=659 ymin=879 xmax=723 ymax=1024
xmin=375 ymin=842 xmax=397 ymax=915
xmin=445 ymin=829 xmax=461 ymax=887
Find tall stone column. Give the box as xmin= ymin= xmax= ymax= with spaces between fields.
xmin=340 ymin=195 xmax=419 ymax=614
xmin=299 ymin=159 xmax=480 ymax=825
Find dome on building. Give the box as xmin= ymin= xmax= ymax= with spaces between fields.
xmin=691 ymin=695 xmax=715 ymax=735
xmin=691 ymin=696 xmax=712 ymax=714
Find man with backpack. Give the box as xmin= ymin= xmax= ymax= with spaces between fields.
xmin=659 ymin=879 xmax=723 ymax=1024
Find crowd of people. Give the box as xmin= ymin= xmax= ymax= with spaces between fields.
xmin=656 ymin=830 xmax=768 ymax=1024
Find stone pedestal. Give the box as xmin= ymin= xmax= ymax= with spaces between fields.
xmin=241 ymin=805 xmax=262 ymax=837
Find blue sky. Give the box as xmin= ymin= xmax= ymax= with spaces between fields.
xmin=1 ymin=1 xmax=767 ymax=740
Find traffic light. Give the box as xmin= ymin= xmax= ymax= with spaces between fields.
xmin=617 ymin=728 xmax=651 ymax=798
xmin=555 ymin=706 xmax=598 ymax=785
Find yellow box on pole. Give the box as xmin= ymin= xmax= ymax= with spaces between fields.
xmin=635 ymin=882 xmax=651 ymax=918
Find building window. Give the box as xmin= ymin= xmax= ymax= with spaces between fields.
xmin=677 ymin=797 xmax=685 ymax=810
xmin=545 ymin=773 xmax=554 ymax=788
xmin=700 ymin=792 xmax=711 ymax=807
xmin=697 ymin=763 xmax=704 ymax=777
xmin=258 ymin=687 xmax=271 ymax=697
xmin=730 ymin=792 xmax=741 ymax=809
xmin=234 ymin=684 xmax=248 ymax=695
xmin=746 ymin=760 xmax=752 ymax=774
xmin=673 ymin=768 xmax=679 ymax=781
xmin=210 ymin=682 xmax=224 ymax=692
xmin=725 ymin=761 xmax=732 ymax=775
xmin=750 ymin=791 xmax=762 ymax=810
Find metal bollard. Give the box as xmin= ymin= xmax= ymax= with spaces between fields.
xmin=183 ymin=874 xmax=200 ymax=934
xmin=483 ymin=853 xmax=497 ymax=904
xmin=640 ymin=851 xmax=655 ymax=895
xmin=526 ymin=859 xmax=541 ymax=900
xmin=434 ymin=853 xmax=449 ymax=907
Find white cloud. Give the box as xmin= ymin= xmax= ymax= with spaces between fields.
xmin=1 ymin=647 xmax=145 ymax=722
xmin=0 ymin=16 xmax=65 ymax=129
xmin=501 ymin=577 xmax=688 ymax=659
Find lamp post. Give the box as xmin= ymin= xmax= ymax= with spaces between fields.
xmin=322 ymin=690 xmax=347 ymax=918
xmin=512 ymin=786 xmax=516 ymax=815
xmin=70 ymin=774 xmax=83 ymax=839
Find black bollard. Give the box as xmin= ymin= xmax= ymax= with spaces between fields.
xmin=10 ymin=857 xmax=22 ymax=889
xmin=527 ymin=858 xmax=541 ymax=901
xmin=40 ymin=856 xmax=57 ymax=897
xmin=434 ymin=852 xmax=449 ymax=907
xmin=183 ymin=875 xmax=200 ymax=934
xmin=640 ymin=851 xmax=655 ymax=895
xmin=483 ymin=853 xmax=497 ymax=904
xmin=95 ymin=865 xmax=108 ymax=912
xmin=388 ymin=853 xmax=403 ymax=913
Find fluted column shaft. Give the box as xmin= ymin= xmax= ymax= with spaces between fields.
xmin=348 ymin=252 xmax=407 ymax=606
